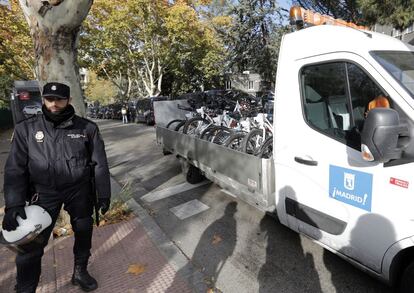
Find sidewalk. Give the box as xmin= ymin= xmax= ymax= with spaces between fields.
xmin=1 ymin=217 xmax=193 ymax=292
xmin=0 ymin=174 xmax=204 ymax=293
xmin=0 ymin=127 xmax=205 ymax=293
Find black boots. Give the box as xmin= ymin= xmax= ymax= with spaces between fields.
xmin=71 ymin=262 xmax=98 ymax=292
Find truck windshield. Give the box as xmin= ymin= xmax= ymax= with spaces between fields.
xmin=371 ymin=51 xmax=414 ymax=98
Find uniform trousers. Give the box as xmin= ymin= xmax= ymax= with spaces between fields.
xmin=15 ymin=183 xmax=94 ymax=293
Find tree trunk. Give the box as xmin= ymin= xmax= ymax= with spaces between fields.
xmin=18 ymin=0 xmax=93 ymax=116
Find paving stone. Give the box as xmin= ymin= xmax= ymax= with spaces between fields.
xmin=0 ymin=219 xmax=192 ymax=293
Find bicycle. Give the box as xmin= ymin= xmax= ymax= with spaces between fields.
xmin=241 ymin=113 xmax=273 ymax=155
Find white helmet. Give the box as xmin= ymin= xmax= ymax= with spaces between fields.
xmin=0 ymin=205 xmax=52 ymax=246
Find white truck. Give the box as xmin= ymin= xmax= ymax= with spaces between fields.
xmin=155 ymin=16 xmax=414 ymax=292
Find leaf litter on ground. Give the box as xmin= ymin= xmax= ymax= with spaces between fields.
xmin=127 ymin=263 xmax=146 ymax=276
xmin=53 ymin=199 xmax=134 ymax=238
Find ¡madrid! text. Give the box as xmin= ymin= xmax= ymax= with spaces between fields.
xmin=332 ymin=188 xmax=368 ymax=205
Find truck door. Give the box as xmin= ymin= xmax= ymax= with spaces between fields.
xmin=276 ymin=55 xmax=414 ymax=273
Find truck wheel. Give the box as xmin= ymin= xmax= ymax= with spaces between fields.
xmin=241 ymin=128 xmax=264 ymax=155
xmin=186 ymin=165 xmax=205 ymax=184
xmin=162 ymin=148 xmax=172 ymax=155
xmin=183 ymin=117 xmax=210 ymax=136
xmin=167 ymin=119 xmax=184 ymax=130
xmin=225 ymin=132 xmax=246 ymax=150
xmin=400 ymin=261 xmax=414 ymax=293
xmin=258 ymin=136 xmax=273 ymax=159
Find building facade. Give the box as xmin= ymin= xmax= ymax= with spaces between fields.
xmin=224 ymin=71 xmax=273 ymax=97
xmin=373 ymin=24 xmax=414 ymax=45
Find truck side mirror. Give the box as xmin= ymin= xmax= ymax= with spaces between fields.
xmin=361 ymin=108 xmax=407 ymax=163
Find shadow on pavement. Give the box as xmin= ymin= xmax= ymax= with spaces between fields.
xmin=258 ymin=186 xmax=322 ymax=293
xmin=166 ymin=201 xmax=238 ymax=292
xmin=257 ymin=214 xmax=322 ymax=293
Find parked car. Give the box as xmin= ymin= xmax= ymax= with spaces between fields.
xmin=10 ymin=80 xmax=42 ymax=125
xmin=136 ymin=96 xmax=168 ymax=125
xmin=22 ymin=105 xmax=42 ymax=115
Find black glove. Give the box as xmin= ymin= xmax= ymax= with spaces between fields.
xmin=97 ymin=198 xmax=110 ymax=215
xmin=2 ymin=206 xmax=27 ymax=231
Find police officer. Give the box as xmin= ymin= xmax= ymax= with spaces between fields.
xmin=2 ymin=82 xmax=111 ymax=292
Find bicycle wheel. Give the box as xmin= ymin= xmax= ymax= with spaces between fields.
xmin=225 ymin=132 xmax=247 ymax=151
xmin=166 ymin=119 xmax=184 ymax=130
xmin=201 ymin=125 xmax=227 ymax=142
xmin=183 ymin=117 xmax=210 ymax=136
xmin=211 ymin=127 xmax=232 ymax=145
xmin=258 ymin=136 xmax=273 ymax=159
xmin=175 ymin=120 xmax=186 ymax=132
xmin=200 ymin=125 xmax=216 ymax=140
xmin=241 ymin=128 xmax=264 ymax=155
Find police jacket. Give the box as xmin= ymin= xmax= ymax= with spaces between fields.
xmin=4 ymin=114 xmax=111 ymax=209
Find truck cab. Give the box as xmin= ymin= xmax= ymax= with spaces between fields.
xmin=156 ymin=18 xmax=414 ymax=291
xmin=274 ymin=24 xmax=414 ymax=289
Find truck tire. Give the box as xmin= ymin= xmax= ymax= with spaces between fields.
xmin=162 ymin=148 xmax=172 ymax=155
xmin=167 ymin=119 xmax=184 ymax=130
xmin=183 ymin=117 xmax=210 ymax=136
xmin=400 ymin=261 xmax=414 ymax=293
xmin=241 ymin=128 xmax=264 ymax=155
xmin=258 ymin=136 xmax=273 ymax=159
xmin=186 ymin=164 xmax=205 ymax=184
xmin=225 ymin=132 xmax=246 ymax=150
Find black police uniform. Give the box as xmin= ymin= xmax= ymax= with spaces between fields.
xmin=4 ymin=111 xmax=110 ymax=292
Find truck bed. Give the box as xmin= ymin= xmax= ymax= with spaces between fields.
xmin=156 ymin=127 xmax=275 ymax=212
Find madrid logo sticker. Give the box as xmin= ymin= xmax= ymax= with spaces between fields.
xmin=329 ymin=165 xmax=373 ymax=212
xmin=344 ymin=172 xmax=355 ymax=190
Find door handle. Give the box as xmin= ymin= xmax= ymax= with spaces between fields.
xmin=294 ymin=156 xmax=318 ymax=166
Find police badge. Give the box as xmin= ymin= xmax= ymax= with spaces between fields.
xmin=35 ymin=131 xmax=44 ymax=142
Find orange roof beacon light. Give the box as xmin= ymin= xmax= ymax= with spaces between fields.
xmin=289 ymin=6 xmax=304 ymax=29
xmin=289 ymin=6 xmax=369 ymax=31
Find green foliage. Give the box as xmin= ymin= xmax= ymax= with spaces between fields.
xmin=215 ymin=0 xmax=286 ymax=83
xmin=84 ymin=71 xmax=117 ymax=105
xmin=165 ymin=1 xmax=226 ymax=94
xmin=0 ymin=1 xmax=35 ymax=102
xmin=78 ymin=0 xmax=293 ymax=96
xmin=357 ymin=0 xmax=414 ymax=29
xmin=80 ymin=0 xmax=226 ymax=99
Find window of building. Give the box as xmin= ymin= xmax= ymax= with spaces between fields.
xmin=225 ymin=80 xmax=232 ymax=90
xmin=301 ymin=61 xmax=389 ymax=150
xmin=248 ymin=80 xmax=254 ymax=90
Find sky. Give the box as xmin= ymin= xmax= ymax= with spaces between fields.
xmin=278 ymin=0 xmax=293 ymax=11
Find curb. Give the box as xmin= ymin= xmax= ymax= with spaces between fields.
xmin=111 ymin=176 xmax=209 ymax=293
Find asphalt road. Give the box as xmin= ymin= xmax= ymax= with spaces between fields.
xmin=98 ymin=119 xmax=392 ymax=293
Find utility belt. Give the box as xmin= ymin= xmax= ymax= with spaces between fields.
xmin=29 ymin=180 xmax=91 ymax=201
